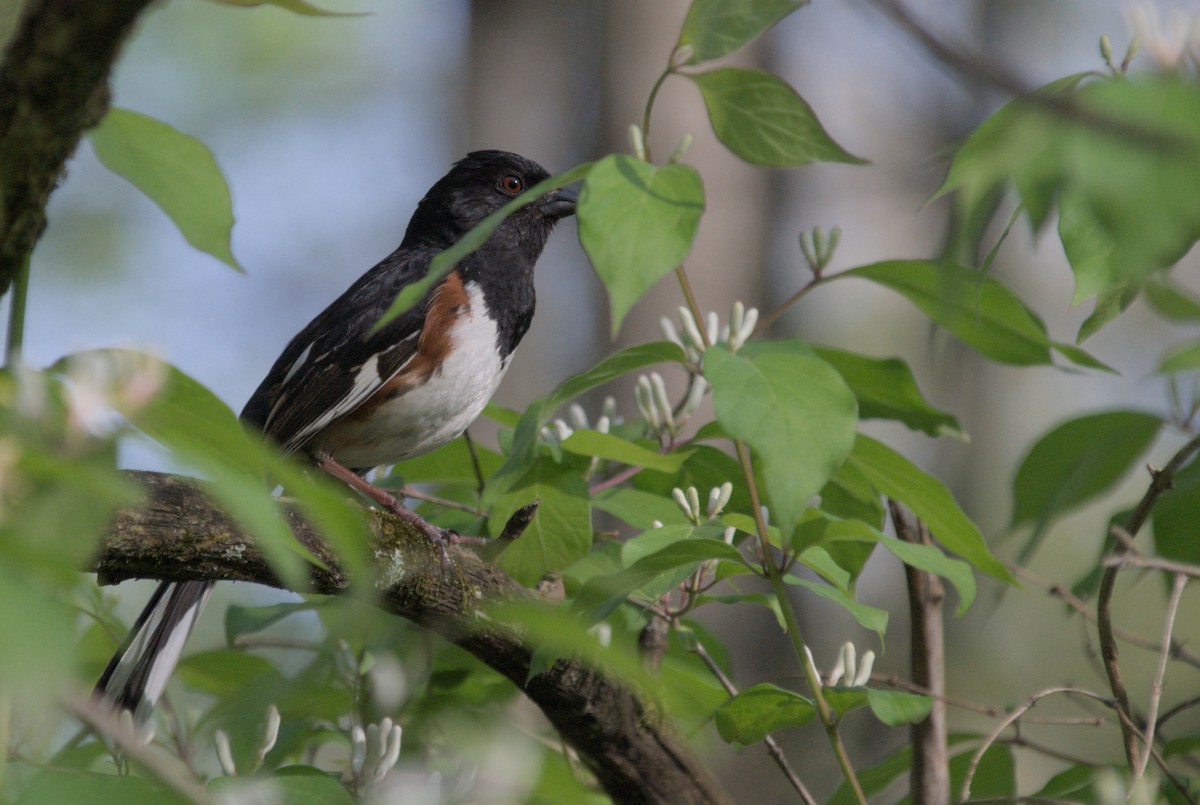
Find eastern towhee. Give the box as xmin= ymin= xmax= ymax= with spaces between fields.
xmin=96 ymin=150 xmax=577 ymax=719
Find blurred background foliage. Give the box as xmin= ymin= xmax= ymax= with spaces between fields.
xmin=3 ymin=0 xmax=1200 ymax=802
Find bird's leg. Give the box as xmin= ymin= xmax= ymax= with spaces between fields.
xmin=314 ymin=455 xmax=486 ymax=557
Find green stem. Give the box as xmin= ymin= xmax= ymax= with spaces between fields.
xmin=641 ymin=66 xmax=672 ymax=162
xmin=5 ymin=251 xmax=31 ymax=366
xmin=733 ymin=440 xmax=867 ymax=805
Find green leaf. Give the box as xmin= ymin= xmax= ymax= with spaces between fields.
xmin=784 ymin=576 xmax=888 ymax=640
xmin=492 ymin=459 xmax=592 ymax=585
xmin=1077 ymin=282 xmax=1138 ymax=342
xmin=176 ymin=649 xmax=279 ymax=696
xmin=941 ymin=74 xmax=1200 ymax=302
xmin=1010 ymin=410 xmax=1162 ymax=560
xmin=1034 ymin=764 xmax=1101 ymax=799
xmin=572 ymin=531 xmax=744 ymax=622
xmin=689 ymin=68 xmax=865 ymax=166
xmin=847 ymin=434 xmax=1013 ymax=583
xmin=58 ymin=350 xmax=372 ymax=587
xmin=592 ymin=487 xmax=691 ymax=529
xmin=705 ymin=341 xmax=857 ymax=540
xmin=677 ymin=0 xmax=806 ymax=63
xmin=837 ymin=260 xmax=1107 ymax=370
xmin=952 ymin=743 xmax=1016 ymax=801
xmin=561 ymin=430 xmax=690 ymax=473
xmin=1151 ymin=456 xmax=1200 ymax=565
xmin=713 ymin=683 xmax=816 ymax=745
xmin=1145 ymin=276 xmax=1200 ymax=321
xmin=794 ymin=511 xmax=976 ymax=615
xmin=376 ymin=163 xmax=592 ymax=330
xmin=578 ymin=155 xmax=705 ymax=334
xmin=813 ymin=346 xmax=965 ymax=439
xmin=487 ymin=342 xmax=686 ymax=503
xmin=210 ymin=770 xmax=355 ymax=805
xmin=19 ymin=772 xmax=191 ymax=805
xmin=224 ymin=600 xmax=322 ymax=644
xmin=89 ymin=108 xmax=239 ymax=270
xmin=866 ymin=688 xmax=932 ymax=726
xmin=208 ymin=0 xmax=367 ymax=15
xmin=1158 ymin=339 xmax=1200 ymax=374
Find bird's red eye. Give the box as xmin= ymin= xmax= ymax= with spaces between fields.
xmin=498 ymin=175 xmax=524 ymax=196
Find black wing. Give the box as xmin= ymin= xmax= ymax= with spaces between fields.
xmin=240 ymin=246 xmax=440 ymax=456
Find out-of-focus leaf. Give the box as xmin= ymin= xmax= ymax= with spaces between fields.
xmin=1034 ymin=764 xmax=1101 ymax=800
xmin=1151 ymin=456 xmax=1200 ymax=565
xmin=847 ymin=434 xmax=1012 ymax=583
xmin=689 ymin=68 xmax=865 ymax=166
xmin=713 ymin=683 xmax=815 ymax=745
xmin=224 ymin=600 xmax=322 ymax=644
xmin=492 ymin=459 xmax=591 ymax=585
xmin=952 ymin=743 xmax=1016 ymax=800
xmin=836 ymin=260 xmax=1109 ymax=371
xmin=814 ymin=346 xmax=965 ymax=439
xmin=1145 ymin=276 xmax=1200 ymax=321
xmin=677 ymin=0 xmax=806 ymax=63
xmin=1011 ymin=410 xmax=1162 ymax=560
xmin=561 ymin=429 xmax=690 ymax=472
xmin=210 ymin=769 xmax=354 ymax=805
xmin=209 ymin=0 xmax=367 ymax=15
xmin=866 ymin=688 xmax=932 ymax=726
xmin=176 ymin=649 xmax=278 ymax=697
xmin=89 ymin=108 xmax=240 ymax=270
xmin=941 ymin=74 xmax=1200 ymax=303
xmin=706 ymin=341 xmax=857 ymax=540
xmin=1157 ymin=339 xmax=1200 ymax=374
xmin=578 ymin=155 xmax=704 ymax=334
xmin=1077 ymin=282 xmax=1138 ymax=342
xmin=488 ymin=342 xmax=686 ymax=502
xmin=18 ymin=772 xmax=191 ymax=805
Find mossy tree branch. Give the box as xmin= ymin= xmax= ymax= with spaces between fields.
xmin=96 ymin=471 xmax=730 ymax=805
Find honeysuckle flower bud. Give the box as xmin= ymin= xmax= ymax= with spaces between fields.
xmin=679 ymin=374 xmax=708 ymax=420
xmin=723 ymin=526 xmax=736 ymax=545
xmin=707 ymin=482 xmax=733 ymax=520
xmin=216 ymin=729 xmax=237 ymax=776
xmin=374 ymin=723 xmax=403 ymax=783
xmin=568 ymin=403 xmax=589 ymax=430
xmin=351 ymin=725 xmax=367 ymax=775
xmin=636 ymin=376 xmax=662 ymax=430
xmin=854 ymin=650 xmax=875 ymax=687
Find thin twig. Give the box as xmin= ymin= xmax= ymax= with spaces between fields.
xmin=1008 ymin=563 xmax=1200 ymax=670
xmin=1102 ymin=552 xmax=1200 ymax=578
xmin=1134 ymin=573 xmax=1188 ymax=780
xmin=871 ymin=674 xmax=1103 ymax=726
xmin=995 ymin=735 xmax=1100 ymax=769
xmin=691 ymin=641 xmax=817 ymax=805
xmin=958 ymin=687 xmax=1113 ymax=804
xmin=1096 ymin=434 xmax=1200 ymax=769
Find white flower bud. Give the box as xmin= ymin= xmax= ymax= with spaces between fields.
xmin=350 ymin=725 xmax=366 ymax=775
xmin=215 ymin=729 xmax=237 ymax=776
xmin=649 ymin=373 xmax=674 ymax=433
xmin=568 ymin=403 xmax=589 ymax=430
xmin=854 ymin=650 xmax=875 ymax=687
xmin=707 ymin=482 xmax=733 ymax=520
xmin=679 ymin=307 xmax=705 ymax=350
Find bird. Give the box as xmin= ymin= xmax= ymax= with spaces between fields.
xmin=95 ymin=150 xmax=577 ymax=720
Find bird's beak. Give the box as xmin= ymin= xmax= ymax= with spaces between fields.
xmin=539 ymin=186 xmax=578 ymax=220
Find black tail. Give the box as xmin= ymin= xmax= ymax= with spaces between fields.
xmin=94 ymin=581 xmax=214 ymax=721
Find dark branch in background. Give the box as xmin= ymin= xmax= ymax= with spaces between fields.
xmin=889 ymin=500 xmax=949 ymax=805
xmin=96 ymin=472 xmax=730 ymax=805
xmin=1096 ymin=433 xmax=1200 ymax=770
xmin=0 ymin=0 xmax=157 ymax=296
